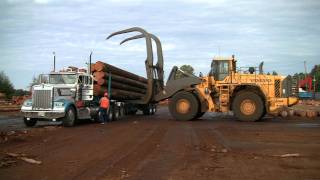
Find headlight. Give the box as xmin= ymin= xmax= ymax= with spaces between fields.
xmin=23 ymin=100 xmax=32 ymax=107
xmin=54 ymin=101 xmax=65 ymax=107
xmin=204 ymin=87 xmax=210 ymax=94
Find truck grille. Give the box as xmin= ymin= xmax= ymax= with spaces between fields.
xmin=33 ymin=90 xmax=52 ymax=109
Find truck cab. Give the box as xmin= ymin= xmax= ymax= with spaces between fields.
xmin=21 ymin=70 xmax=98 ymax=127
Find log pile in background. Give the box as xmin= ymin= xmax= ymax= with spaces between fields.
xmin=277 ymin=99 xmax=320 ymax=119
xmin=91 ymin=61 xmax=148 ymax=100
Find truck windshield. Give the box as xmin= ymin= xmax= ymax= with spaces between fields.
xmin=49 ymin=74 xmax=77 ymax=84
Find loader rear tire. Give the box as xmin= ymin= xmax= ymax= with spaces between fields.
xmin=169 ymin=91 xmax=199 ymax=121
xmin=232 ymin=91 xmax=264 ymax=122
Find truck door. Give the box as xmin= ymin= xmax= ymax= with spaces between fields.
xmin=81 ymin=75 xmax=94 ymax=101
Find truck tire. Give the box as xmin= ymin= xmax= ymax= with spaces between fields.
xmin=143 ymin=104 xmax=153 ymax=115
xmin=232 ymin=91 xmax=264 ymax=122
xmin=108 ymin=106 xmax=114 ymax=121
xmin=169 ymin=91 xmax=199 ymax=121
xmin=152 ymin=105 xmax=157 ymax=115
xmin=62 ymin=107 xmax=76 ymax=127
xmin=119 ymin=106 xmax=125 ymax=117
xmin=23 ymin=117 xmax=37 ymax=127
xmin=113 ymin=107 xmax=120 ymax=121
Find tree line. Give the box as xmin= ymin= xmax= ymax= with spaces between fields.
xmin=293 ymin=64 xmax=320 ymax=92
xmin=0 ymin=71 xmax=29 ymax=99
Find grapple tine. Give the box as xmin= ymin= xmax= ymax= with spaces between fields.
xmin=149 ymin=34 xmax=164 ymax=85
xmin=106 ymin=27 xmax=146 ymax=40
xmin=120 ymin=33 xmax=164 ymax=89
xmin=120 ymin=34 xmax=144 ymax=45
xmin=106 ymin=27 xmax=154 ymax=104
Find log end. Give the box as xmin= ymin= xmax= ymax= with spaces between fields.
xmin=93 ymin=71 xmax=105 ymax=79
xmin=94 ymin=61 xmax=105 ymax=72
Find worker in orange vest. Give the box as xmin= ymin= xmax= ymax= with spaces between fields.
xmin=99 ymin=92 xmax=110 ymax=124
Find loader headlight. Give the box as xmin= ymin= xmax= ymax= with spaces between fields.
xmin=54 ymin=101 xmax=65 ymax=107
xmin=205 ymin=87 xmax=210 ymax=94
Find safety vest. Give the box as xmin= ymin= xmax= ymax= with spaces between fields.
xmin=100 ymin=97 xmax=110 ymax=109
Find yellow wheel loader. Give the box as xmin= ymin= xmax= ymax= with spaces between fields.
xmin=105 ymin=27 xmax=298 ymax=122
xmin=162 ymin=55 xmax=298 ymax=121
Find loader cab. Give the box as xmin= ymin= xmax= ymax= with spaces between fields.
xmin=210 ymin=56 xmax=236 ymax=81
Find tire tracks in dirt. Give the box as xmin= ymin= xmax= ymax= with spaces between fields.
xmin=93 ymin=120 xmax=171 ymax=180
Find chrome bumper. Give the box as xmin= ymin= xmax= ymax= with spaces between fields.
xmin=22 ymin=110 xmax=65 ymax=119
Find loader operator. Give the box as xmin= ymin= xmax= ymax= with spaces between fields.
xmin=99 ymin=92 xmax=110 ymax=124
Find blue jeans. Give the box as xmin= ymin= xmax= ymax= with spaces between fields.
xmin=99 ymin=108 xmax=109 ymax=123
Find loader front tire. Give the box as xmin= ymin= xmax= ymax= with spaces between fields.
xmin=169 ymin=91 xmax=199 ymax=121
xmin=232 ymin=91 xmax=264 ymax=122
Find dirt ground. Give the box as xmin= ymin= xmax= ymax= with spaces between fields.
xmin=0 ymin=107 xmax=320 ymax=180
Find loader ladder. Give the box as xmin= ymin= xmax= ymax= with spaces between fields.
xmin=219 ymin=85 xmax=230 ymax=112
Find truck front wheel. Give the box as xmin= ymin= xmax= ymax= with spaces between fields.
xmin=169 ymin=91 xmax=199 ymax=121
xmin=143 ymin=104 xmax=155 ymax=115
xmin=232 ymin=91 xmax=264 ymax=122
xmin=62 ymin=107 xmax=76 ymax=127
xmin=23 ymin=117 xmax=37 ymax=127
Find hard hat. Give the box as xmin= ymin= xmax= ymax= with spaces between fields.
xmin=104 ymin=92 xmax=108 ymax=97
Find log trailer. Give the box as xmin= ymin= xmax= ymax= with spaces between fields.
xmin=21 ymin=27 xmax=299 ymax=127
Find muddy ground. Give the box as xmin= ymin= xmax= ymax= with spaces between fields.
xmin=0 ymin=107 xmax=319 ymax=180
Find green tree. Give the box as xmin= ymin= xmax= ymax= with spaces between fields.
xmin=0 ymin=71 xmax=14 ymax=98
xmin=27 ymin=75 xmax=42 ymax=92
xmin=309 ymin=65 xmax=320 ymax=92
xmin=13 ymin=89 xmax=30 ymax=96
xmin=175 ymin=65 xmax=195 ymax=79
xmin=272 ymin=71 xmax=278 ymax=75
xmin=29 ymin=75 xmax=39 ymax=88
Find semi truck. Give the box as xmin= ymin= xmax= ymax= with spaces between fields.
xmin=21 ymin=27 xmax=163 ymax=127
xmin=21 ymin=67 xmax=157 ymax=127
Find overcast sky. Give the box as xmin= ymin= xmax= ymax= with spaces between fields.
xmin=1 ymin=0 xmax=319 ymax=89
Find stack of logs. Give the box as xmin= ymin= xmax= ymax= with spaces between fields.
xmin=278 ymin=100 xmax=320 ymax=118
xmin=91 ymin=61 xmax=148 ymax=100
